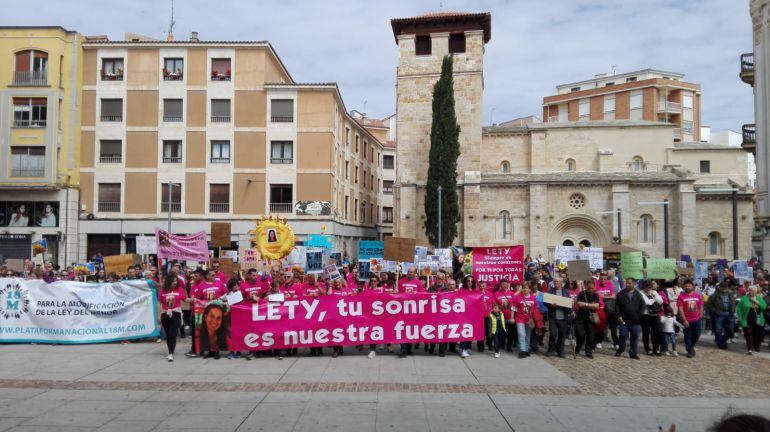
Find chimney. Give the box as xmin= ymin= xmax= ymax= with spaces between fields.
xmin=190 ymin=31 xmax=199 ymax=42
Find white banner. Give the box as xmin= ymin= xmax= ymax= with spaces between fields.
xmin=135 ymin=236 xmax=157 ymax=255
xmin=554 ymin=246 xmax=604 ymax=270
xmin=0 ymin=278 xmax=159 ymax=344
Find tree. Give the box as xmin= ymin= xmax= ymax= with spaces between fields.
xmin=424 ymin=55 xmax=461 ymax=248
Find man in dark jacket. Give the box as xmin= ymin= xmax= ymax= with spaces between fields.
xmin=705 ymin=282 xmax=735 ymax=349
xmin=614 ymin=277 xmax=646 ymax=359
xmin=546 ymin=278 xmax=573 ymax=358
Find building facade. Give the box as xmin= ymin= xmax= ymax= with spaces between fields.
xmin=392 ymin=12 xmax=754 ymax=260
xmin=78 ymin=34 xmax=382 ymax=261
xmin=0 ymin=27 xmax=82 ymax=265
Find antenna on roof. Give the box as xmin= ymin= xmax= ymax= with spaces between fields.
xmin=611 ymin=64 xmax=617 ymax=76
xmin=363 ymin=100 xmax=367 ymax=119
xmin=166 ymin=0 xmax=176 ymax=41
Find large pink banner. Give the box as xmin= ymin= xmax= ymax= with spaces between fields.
xmin=230 ymin=291 xmax=484 ymax=351
xmin=472 ymin=246 xmax=525 ymax=284
xmin=155 ymin=229 xmax=210 ymax=262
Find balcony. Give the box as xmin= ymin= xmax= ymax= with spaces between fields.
xmin=269 ymin=203 xmax=293 ymax=214
xmin=98 ymin=202 xmax=120 ymax=212
xmin=270 ymin=116 xmax=294 ymax=123
xmin=658 ymin=101 xmax=681 ymax=113
xmin=210 ymin=157 xmax=230 ymax=164
xmin=162 ymin=156 xmax=182 ymax=163
xmin=163 ymin=72 xmax=183 ymax=81
xmin=100 ymin=115 xmax=122 ymax=122
xmin=99 ymin=155 xmax=122 ymax=163
xmin=12 ymin=71 xmax=47 ymax=86
xmin=742 ymin=123 xmax=756 ymax=154
xmin=100 ymin=72 xmax=123 ymax=81
xmin=209 ymin=203 xmax=229 ymax=213
xmin=211 ymin=116 xmax=231 ymax=123
xmin=211 ymin=72 xmax=231 ymax=81
xmin=548 ymin=116 xmax=559 ymax=123
xmin=10 ymin=168 xmax=44 ymax=177
xmin=163 ymin=115 xmax=183 ymax=122
xmin=740 ymin=53 xmax=754 ymax=86
xmin=270 ymin=157 xmax=293 ymax=164
xmin=13 ymin=119 xmax=46 ymax=128
xmin=161 ymin=202 xmax=181 ymax=213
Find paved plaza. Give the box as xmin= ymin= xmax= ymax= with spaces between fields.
xmin=0 ymin=337 xmax=768 ymax=432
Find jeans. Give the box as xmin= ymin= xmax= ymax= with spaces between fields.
xmin=618 ymin=323 xmax=641 ymax=357
xmin=683 ymin=319 xmax=702 ymax=355
xmin=548 ymin=319 xmax=569 ymax=355
xmin=516 ymin=323 xmax=532 ymax=353
xmin=714 ymin=312 xmax=733 ymax=348
xmin=660 ymin=332 xmax=677 ymax=352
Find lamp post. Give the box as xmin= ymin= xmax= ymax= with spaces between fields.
xmin=638 ymin=201 xmax=670 ymax=258
xmin=699 ymin=188 xmax=740 ymax=260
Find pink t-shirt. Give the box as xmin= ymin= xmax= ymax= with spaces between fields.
xmin=240 ymin=280 xmax=263 ymax=302
xmin=382 ymin=283 xmax=397 ymax=294
xmin=215 ymin=271 xmax=228 ymax=286
xmin=194 ymin=281 xmax=227 ymax=302
xmin=676 ymin=291 xmax=703 ymax=323
xmin=283 ymin=282 xmax=304 ymax=299
xmin=330 ymin=286 xmax=354 ymax=296
xmin=595 ymin=281 xmax=615 ymax=298
xmin=302 ymin=283 xmax=325 ymax=298
xmin=495 ymin=290 xmax=516 ymax=320
xmin=366 ymin=283 xmax=385 ymax=293
xmin=480 ymin=289 xmax=495 ymax=314
xmin=158 ymin=287 xmax=188 ymax=310
xmin=512 ymin=294 xmax=538 ymax=324
xmin=398 ymin=277 xmax=424 ymax=294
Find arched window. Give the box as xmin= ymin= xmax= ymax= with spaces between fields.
xmin=632 ymin=156 xmax=644 ymax=172
xmin=562 ymin=239 xmax=575 ymax=246
xmin=566 ymin=159 xmax=576 ymax=172
xmin=501 ymin=161 xmax=510 ymax=173
xmin=498 ymin=211 xmax=511 ymax=239
xmin=14 ymin=49 xmax=48 ymax=85
xmin=708 ymin=232 xmax=720 ymax=255
xmin=640 ymin=214 xmax=653 ymax=242
xmin=579 ymin=239 xmax=591 ymax=248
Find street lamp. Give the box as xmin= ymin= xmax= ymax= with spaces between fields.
xmin=698 ymin=188 xmax=740 ymax=260
xmin=638 ymin=200 xmax=670 ymax=258
xmin=597 ymin=208 xmax=623 ymax=244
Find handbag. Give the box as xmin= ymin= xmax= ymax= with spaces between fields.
xmin=589 ymin=312 xmax=600 ymax=324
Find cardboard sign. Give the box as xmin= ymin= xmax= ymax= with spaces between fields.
xmin=221 ymin=250 xmax=238 ymax=263
xmin=217 ymin=258 xmax=240 ymax=277
xmin=383 ymin=237 xmax=417 ymax=263
xmin=646 ymin=258 xmax=677 ymax=280
xmin=135 ymin=236 xmax=157 ymax=255
xmin=211 ymin=222 xmax=232 ymax=248
xmin=677 ymin=261 xmax=694 ymax=276
xmin=240 ymin=248 xmax=262 ymax=270
xmin=567 ymin=260 xmax=592 ymax=281
xmin=472 ymin=246 xmax=525 ymax=284
xmin=620 ymin=252 xmax=644 ymax=280
xmin=541 ymin=292 xmax=574 ymax=308
xmin=4 ymin=258 xmax=24 ymax=273
xmin=103 ymin=254 xmax=142 ymax=276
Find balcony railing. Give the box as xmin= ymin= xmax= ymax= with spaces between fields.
xmin=742 ymin=123 xmax=756 ymax=153
xmin=99 ymin=155 xmax=122 ymax=163
xmin=210 ymin=157 xmax=230 ymax=164
xmin=658 ymin=101 xmax=681 ymax=113
xmin=98 ymin=202 xmax=120 ymax=212
xmin=101 ymin=73 xmax=123 ymax=81
xmin=162 ymin=156 xmax=182 ymax=163
xmin=163 ymin=73 xmax=183 ymax=81
xmin=269 ymin=203 xmax=293 ymax=214
xmin=740 ymin=53 xmax=754 ymax=85
xmin=161 ymin=202 xmax=181 ymax=213
xmin=270 ymin=158 xmax=293 ymax=164
xmin=271 ymin=116 xmax=294 ymax=123
xmin=548 ymin=116 xmax=559 ymax=122
xmin=13 ymin=119 xmax=46 ymax=128
xmin=211 ymin=116 xmax=231 ymax=123
xmin=10 ymin=168 xmax=45 ymax=177
xmin=12 ymin=70 xmax=47 ymax=86
xmin=211 ymin=73 xmax=231 ymax=81
xmin=209 ymin=203 xmax=229 ymax=213
xmin=163 ymin=115 xmax=183 ymax=122
xmin=383 ymin=188 xmax=394 ymax=194
xmin=100 ymin=115 xmax=122 ymax=122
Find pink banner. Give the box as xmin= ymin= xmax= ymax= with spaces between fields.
xmin=472 ymin=246 xmax=524 ymax=284
xmin=230 ymin=291 xmax=484 ymax=351
xmin=155 ymin=229 xmax=210 ymax=262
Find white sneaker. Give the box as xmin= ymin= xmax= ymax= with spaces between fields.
xmin=672 ymin=351 xmax=679 ymax=357
xmin=613 ymin=344 xmax=619 ymax=351
xmin=729 ymin=338 xmax=735 ymax=344
xmin=367 ymin=350 xmax=376 ymax=359
xmin=156 ymin=338 xmax=162 ymax=343
xmin=494 ymin=352 xmax=501 ymax=358
xmin=596 ymin=343 xmax=603 ymax=349
xmin=564 ymin=340 xmax=571 ymax=346
xmin=167 ymin=354 xmax=173 ymax=362
xmin=461 ymin=350 xmax=470 ymax=358
xmin=748 ymin=350 xmax=753 ymax=355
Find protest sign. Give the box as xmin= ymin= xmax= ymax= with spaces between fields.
xmin=359 ymin=241 xmax=384 ymax=260
xmin=307 ymin=234 xmax=334 ymax=250
xmin=677 ymin=261 xmax=694 ymax=276
xmin=103 ymin=254 xmax=142 ymax=276
xmin=555 ymin=246 xmax=604 ymax=270
xmin=135 ymin=236 xmax=157 ymax=255
xmin=156 ymin=229 xmax=210 ymax=262
xmin=417 ymin=260 xmax=439 ymax=276
xmin=646 ymin=258 xmax=677 ymax=280
xmin=329 ymin=252 xmax=342 ymax=265
xmin=733 ymin=260 xmax=750 ymax=280
xmin=4 ymin=259 xmax=24 ymax=273
xmin=472 ymin=246 xmax=524 ymax=284
xmin=230 ymin=291 xmax=484 ymax=351
xmin=384 ymin=237 xmax=417 ymax=263
xmin=73 ymin=263 xmax=96 ymax=275
xmin=695 ymin=260 xmax=709 ymax=280
xmin=217 ymin=258 xmax=240 ymax=277
xmin=359 ymin=260 xmax=372 ymax=279
xmin=306 ymin=250 xmax=324 ymax=274
xmin=323 ymin=264 xmax=342 ymax=282
xmin=620 ymin=252 xmax=644 ymax=280
xmin=192 ymin=300 xmax=231 ymax=353
xmin=211 ymin=222 xmax=232 ymax=247
xmin=541 ymin=292 xmax=574 ymax=308
xmin=226 ymin=291 xmax=243 ymax=305
xmin=566 ymin=260 xmax=592 ymax=280
xmin=370 ymin=258 xmax=383 ymax=273
xmin=414 ymin=246 xmax=428 ymax=262
xmin=435 ymin=248 xmax=453 ymax=268
xmin=240 ymin=248 xmax=262 ymax=270
xmin=0 ymin=278 xmax=158 ymax=343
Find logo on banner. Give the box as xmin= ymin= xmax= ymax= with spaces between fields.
xmin=0 ymin=281 xmax=29 ymax=319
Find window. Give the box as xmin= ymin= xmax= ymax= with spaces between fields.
xmin=626 ymin=77 xmax=637 ymax=83
xmin=578 ymin=99 xmax=589 ymax=119
xmin=161 ymin=183 xmax=182 ymax=213
xmin=682 ymin=92 xmax=694 ymax=110
xmin=209 ymin=184 xmax=229 ymax=213
xmin=361 ymin=201 xmax=366 ymax=223
xmin=579 ymin=240 xmax=592 ymax=248
xmin=101 ymin=58 xmax=124 ymax=80
xmin=13 ymin=97 xmax=47 ymax=127
xmin=210 ymin=99 xmax=231 ymax=122
xmin=98 ymin=183 xmax=121 ymax=212
xmin=345 ymin=195 xmax=350 ymax=220
xmin=632 ymin=156 xmax=644 ymax=172
xmin=683 ymin=120 xmax=694 ymax=135
xmin=570 ymin=87 xmax=581 ymax=92
xmin=99 ymin=140 xmax=122 ymax=163
xmin=345 ymin=161 xmax=350 ymax=179
xmin=13 ymin=49 xmax=48 ymax=85
xmin=501 ymin=161 xmax=510 ymax=173
xmin=10 ymin=146 xmax=45 ymax=177
xmin=355 ymin=166 xmax=359 ymax=184
xmin=415 ymin=35 xmax=431 ymax=55
xmin=568 ymin=193 xmax=585 ymax=209
xmin=345 ymin=127 xmax=351 ymax=147
xmin=562 ymin=239 xmax=575 ymax=246
xmin=640 ymin=214 xmax=653 ymax=242
xmin=210 ymin=141 xmax=230 ymax=163
xmin=383 ymin=207 xmax=393 ymax=223
xmin=566 ymin=158 xmax=576 ymax=172
xmin=630 ymin=90 xmax=643 ymax=110
xmin=355 ymin=135 xmax=359 ymax=153
xmin=708 ymin=232 xmax=720 ymax=255
xmin=700 ymin=160 xmax=711 ymax=173
xmin=270 ymin=99 xmax=294 ymax=122
xmin=163 ymin=58 xmax=184 ymax=80
xmin=604 ymin=94 xmax=615 ymax=113
xmin=270 ymin=141 xmax=293 ymax=164
xmin=498 ymin=211 xmax=512 ymax=239
xmin=605 ymin=82 xmax=615 ymax=86
xmin=270 ymin=184 xmax=293 ymax=213
xmin=370 ymin=174 xmax=374 ymax=191
xmin=383 ymin=155 xmax=394 ymax=169
xmin=354 ymin=198 xmax=359 ymax=221
xmin=364 ymin=141 xmax=368 ymax=158
xmin=100 ymin=99 xmax=122 ymax=122
xmin=449 ymin=33 xmax=465 ymax=53
xmin=211 ymin=58 xmax=231 ymax=81
xmin=363 ymin=170 xmax=367 ymax=188
xmin=162 ymin=140 xmax=183 ymax=163
xmin=383 ymin=180 xmax=394 ymax=194
xmin=163 ymin=99 xmax=183 ymax=122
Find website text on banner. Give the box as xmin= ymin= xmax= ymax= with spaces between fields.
xmin=230 ymin=291 xmax=484 ymax=351
xmin=472 ymin=246 xmax=524 ymax=284
xmin=155 ymin=229 xmax=210 ymax=262
xmin=0 ymin=278 xmax=158 ymax=343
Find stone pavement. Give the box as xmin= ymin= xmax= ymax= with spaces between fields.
xmin=0 ymin=338 xmax=768 ymax=431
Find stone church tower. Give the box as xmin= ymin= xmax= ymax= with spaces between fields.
xmin=391 ymin=12 xmax=491 ymax=245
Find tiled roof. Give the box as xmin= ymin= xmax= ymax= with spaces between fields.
xmin=391 ymin=11 xmax=491 ymax=43
xmin=383 ymin=140 xmax=397 ymax=148
xmin=83 ymin=40 xmax=270 ymax=45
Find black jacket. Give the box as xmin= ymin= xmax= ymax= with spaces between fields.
xmin=614 ymin=289 xmax=646 ymax=325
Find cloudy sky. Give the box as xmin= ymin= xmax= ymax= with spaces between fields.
xmin=6 ymin=0 xmax=755 ymax=131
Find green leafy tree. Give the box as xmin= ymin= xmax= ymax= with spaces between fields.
xmin=424 ymin=55 xmax=461 ymax=248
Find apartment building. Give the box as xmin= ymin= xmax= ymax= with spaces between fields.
xmin=78 ymin=33 xmax=382 ymax=261
xmin=542 ymin=69 xmax=702 ymax=142
xmin=353 ymin=112 xmax=396 ymax=239
xmin=0 ymin=27 xmax=82 ymax=265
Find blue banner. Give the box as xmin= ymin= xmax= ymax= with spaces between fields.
xmin=359 ymin=241 xmax=384 ymax=260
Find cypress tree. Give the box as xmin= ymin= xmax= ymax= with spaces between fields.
xmin=424 ymin=55 xmax=461 ymax=248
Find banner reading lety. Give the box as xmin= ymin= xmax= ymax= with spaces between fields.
xmin=0 ymin=278 xmax=158 ymax=344
xmin=230 ymin=291 xmax=484 ymax=351
xmin=155 ymin=229 xmax=209 ymax=262
xmin=471 ymin=246 xmax=524 ymax=284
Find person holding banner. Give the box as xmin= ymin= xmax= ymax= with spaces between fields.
xmin=397 ymin=267 xmax=424 ymax=358
xmin=328 ymin=278 xmax=352 ymax=357
xmin=380 ymin=272 xmax=396 ymax=293
xmin=575 ymin=280 xmax=603 ymax=359
xmin=240 ymin=269 xmax=265 ymax=303
xmin=158 ymin=273 xmax=187 ymax=361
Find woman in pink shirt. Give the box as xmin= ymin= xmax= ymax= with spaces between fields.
xmin=158 ymin=273 xmax=187 ymax=361
xmin=495 ymin=280 xmax=517 ymax=352
xmin=512 ymin=283 xmax=542 ymax=358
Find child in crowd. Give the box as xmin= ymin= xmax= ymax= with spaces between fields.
xmin=659 ymin=304 xmax=683 ymax=356
xmin=489 ymin=303 xmax=507 ymax=358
